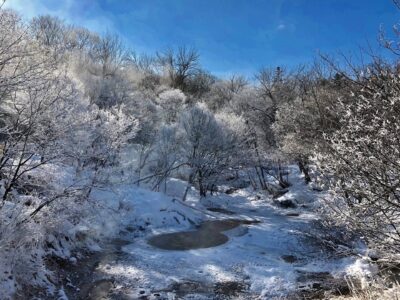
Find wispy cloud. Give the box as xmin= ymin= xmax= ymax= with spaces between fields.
xmin=3 ymin=0 xmax=116 ymax=33
xmin=276 ymin=22 xmax=296 ymax=33
xmin=277 ymin=23 xmax=286 ymax=30
xmin=4 ymin=0 xmax=71 ymax=20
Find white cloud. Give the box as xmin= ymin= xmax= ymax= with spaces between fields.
xmin=277 ymin=23 xmax=286 ymax=30
xmin=276 ymin=22 xmax=296 ymax=33
xmin=4 ymin=0 xmax=70 ymax=20
xmin=3 ymin=0 xmax=116 ymax=33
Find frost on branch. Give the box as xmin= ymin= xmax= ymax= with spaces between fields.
xmin=316 ymin=66 xmax=400 ymax=255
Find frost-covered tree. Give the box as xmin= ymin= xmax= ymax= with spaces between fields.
xmin=204 ymin=75 xmax=247 ymax=111
xmin=273 ymin=65 xmax=341 ymax=183
xmin=252 ymin=66 xmax=296 ymax=148
xmin=157 ymin=46 xmax=200 ymax=92
xmin=31 ymin=15 xmax=65 ymax=48
xmin=151 ymin=124 xmax=182 ymax=192
xmin=64 ymin=26 xmax=98 ymax=52
xmin=179 ymin=104 xmax=241 ymax=198
xmin=157 ymin=88 xmax=186 ymax=124
xmin=316 ymin=64 xmax=400 ymax=255
xmin=0 ymin=9 xmax=73 ymax=202
xmin=185 ymin=69 xmax=215 ymax=98
xmin=73 ymin=38 xmax=134 ymax=108
xmin=123 ymin=90 xmax=161 ymax=183
xmin=90 ymin=32 xmax=127 ymax=78
xmin=0 ymin=10 xmax=140 ymax=296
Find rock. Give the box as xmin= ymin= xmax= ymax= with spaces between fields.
xmin=275 ymin=199 xmax=297 ymax=208
xmin=225 ymin=174 xmax=237 ymax=181
xmin=225 ymin=187 xmax=238 ymax=194
xmin=312 ymin=282 xmax=322 ymax=289
xmin=69 ymin=257 xmax=77 ymax=264
xmin=214 ymin=281 xmax=248 ymax=297
xmin=281 ymin=255 xmax=298 ymax=263
xmin=367 ymin=250 xmax=380 ymax=261
xmin=125 ymin=226 xmax=135 ymax=232
xmin=168 ymin=280 xmax=212 ymax=297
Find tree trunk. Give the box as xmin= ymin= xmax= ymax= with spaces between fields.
xmin=182 ymin=172 xmax=195 ymax=201
xmin=298 ymin=159 xmax=311 ymax=184
xmin=198 ymin=170 xmax=207 ymax=197
xmin=254 ymin=166 xmax=266 ymax=190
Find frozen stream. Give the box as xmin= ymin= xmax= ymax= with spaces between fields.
xmin=148 ymin=219 xmax=260 ymax=250
xmin=62 ymin=167 xmax=367 ymax=299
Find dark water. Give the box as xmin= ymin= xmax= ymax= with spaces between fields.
xmin=148 ymin=219 xmax=259 ymax=250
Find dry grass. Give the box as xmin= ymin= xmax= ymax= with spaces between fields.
xmin=332 ymin=282 xmax=400 ymax=300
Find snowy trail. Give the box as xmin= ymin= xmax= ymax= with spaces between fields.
xmin=114 ymin=200 xmax=314 ymax=298
xmin=92 ymin=176 xmax=307 ymax=298
xmin=66 ymin=167 xmax=367 ymax=299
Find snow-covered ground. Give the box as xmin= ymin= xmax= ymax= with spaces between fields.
xmin=60 ymin=166 xmax=376 ymax=299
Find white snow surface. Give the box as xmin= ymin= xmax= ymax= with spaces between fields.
xmin=83 ymin=166 xmax=375 ymax=299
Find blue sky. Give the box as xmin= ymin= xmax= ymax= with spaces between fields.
xmin=5 ymin=0 xmax=400 ymax=77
